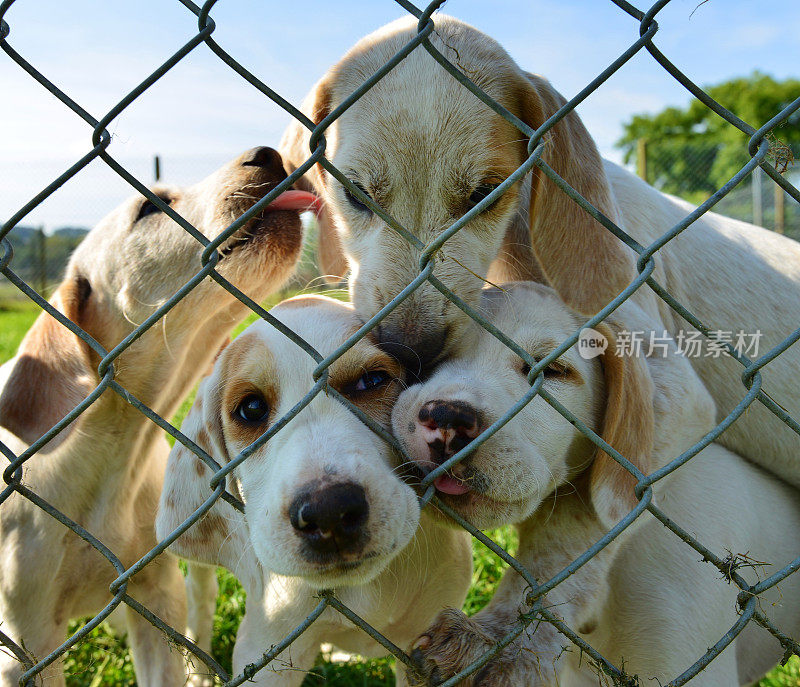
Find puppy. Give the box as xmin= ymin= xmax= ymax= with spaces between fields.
xmin=156 ymin=294 xmax=472 ymax=687
xmin=0 ymin=147 xmax=315 ymax=686
xmin=281 ymin=14 xmax=800 ymax=503
xmin=392 ymin=282 xmax=800 ymax=686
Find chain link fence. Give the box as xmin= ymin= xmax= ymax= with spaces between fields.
xmin=634 ymin=138 xmax=800 ymax=239
xmin=2 ymin=1 xmax=800 ymax=686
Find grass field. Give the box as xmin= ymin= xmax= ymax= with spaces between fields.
xmin=1 ymin=298 xmax=798 ymax=686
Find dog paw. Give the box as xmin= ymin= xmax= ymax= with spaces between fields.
xmin=406 ymin=607 xmax=569 ymax=686
xmin=406 ymin=608 xmax=508 ymax=687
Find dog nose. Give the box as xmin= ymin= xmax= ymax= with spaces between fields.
xmin=241 ymin=146 xmax=285 ymax=171
xmin=417 ymin=400 xmax=480 ymax=464
xmin=289 ymin=483 xmax=369 ymax=554
xmin=377 ymin=327 xmax=446 ymax=377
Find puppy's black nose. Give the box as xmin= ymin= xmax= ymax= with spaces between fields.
xmin=241 ymin=146 xmax=284 ymax=171
xmin=417 ymin=400 xmax=481 ymax=464
xmin=289 ymin=483 xmax=369 ymax=554
xmin=377 ymin=327 xmax=446 ymax=377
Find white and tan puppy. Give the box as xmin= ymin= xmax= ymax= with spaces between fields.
xmin=0 ymin=147 xmax=315 ymax=686
xmin=391 ymin=282 xmax=800 ymax=686
xmin=156 ymin=295 xmax=472 ymax=687
xmin=281 ymin=14 xmax=800 ymax=498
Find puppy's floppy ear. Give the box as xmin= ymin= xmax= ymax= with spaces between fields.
xmin=587 ymin=314 xmax=716 ymax=529
xmin=280 ymin=74 xmax=348 ymax=283
xmin=516 ymin=73 xmax=636 ymax=315
xmin=157 ymin=370 xmax=257 ymax=585
xmin=588 ymin=319 xmax=654 ymax=529
xmin=0 ymin=274 xmax=95 ymax=448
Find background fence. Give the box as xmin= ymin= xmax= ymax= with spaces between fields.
xmin=2 ymin=1 xmax=800 ymax=687
xmin=634 ymin=139 xmax=800 ymax=239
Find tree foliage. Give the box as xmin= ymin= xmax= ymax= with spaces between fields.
xmin=616 ymin=72 xmax=800 ymax=202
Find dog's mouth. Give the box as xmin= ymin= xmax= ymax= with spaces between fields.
xmin=405 ymin=458 xmax=531 ymax=520
xmin=314 ymin=551 xmax=379 ymax=573
xmin=219 ymin=189 xmax=320 ymax=258
xmin=404 ymin=460 xmax=487 ymax=499
xmin=300 ymin=550 xmax=387 ymax=587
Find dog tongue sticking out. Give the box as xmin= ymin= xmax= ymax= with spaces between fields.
xmin=434 ymin=474 xmax=471 ymax=495
xmin=266 ymin=190 xmax=323 ymax=215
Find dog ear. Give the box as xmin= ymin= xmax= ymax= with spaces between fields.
xmin=280 ymin=75 xmax=348 ymax=283
xmin=587 ymin=319 xmax=655 ymax=529
xmin=156 ymin=370 xmax=258 ymax=585
xmin=587 ymin=314 xmax=716 ymax=529
xmin=516 ymin=73 xmax=637 ymax=315
xmin=0 ymin=274 xmax=95 ymax=449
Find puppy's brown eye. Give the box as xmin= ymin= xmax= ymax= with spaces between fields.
xmin=544 ymin=361 xmax=570 ymax=379
xmin=467 ymin=183 xmax=500 ymax=210
xmin=354 ymin=370 xmax=391 ymax=392
xmin=521 ymin=361 xmax=568 ymax=379
xmin=235 ymin=394 xmax=270 ymax=424
xmin=344 ymin=182 xmax=372 ymax=213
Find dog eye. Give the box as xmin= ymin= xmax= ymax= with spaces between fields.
xmin=343 ymin=182 xmax=372 ymax=213
xmin=521 ymin=361 xmax=568 ymax=379
xmin=467 ymin=183 xmax=500 ymax=210
xmin=545 ymin=362 xmax=569 ymax=378
xmin=137 ymin=197 xmax=169 ymax=221
xmin=235 ymin=394 xmax=270 ymax=423
xmin=353 ymin=370 xmax=392 ymax=392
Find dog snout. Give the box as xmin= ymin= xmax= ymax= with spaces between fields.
xmin=377 ymin=326 xmax=446 ymax=377
xmin=241 ymin=146 xmax=285 ymax=172
xmin=417 ymin=400 xmax=480 ymax=464
xmin=289 ymin=483 xmax=369 ymax=555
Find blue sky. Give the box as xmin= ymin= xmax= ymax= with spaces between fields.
xmin=2 ymin=0 xmax=798 ymax=230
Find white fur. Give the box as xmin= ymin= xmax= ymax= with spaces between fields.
xmin=393 ymin=283 xmax=800 ymax=686
xmin=156 ymin=295 xmax=472 ymax=686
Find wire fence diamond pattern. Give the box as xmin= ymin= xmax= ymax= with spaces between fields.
xmin=2 ymin=1 xmax=800 ymax=686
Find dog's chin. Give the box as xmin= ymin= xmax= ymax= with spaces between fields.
xmin=257 ymin=539 xmax=407 ymax=590
xmin=299 ymin=556 xmax=390 ymax=590
xmin=294 ymin=543 xmax=412 ymax=589
xmin=430 ymin=490 xmax=529 ymax=531
xmin=216 ymin=210 xmax=302 ymax=281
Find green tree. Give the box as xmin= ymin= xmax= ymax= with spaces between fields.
xmin=617 ymin=72 xmax=800 ymax=203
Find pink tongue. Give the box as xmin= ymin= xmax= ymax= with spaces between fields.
xmin=265 ymin=190 xmax=323 ymax=215
xmin=434 ymin=474 xmax=471 ymax=495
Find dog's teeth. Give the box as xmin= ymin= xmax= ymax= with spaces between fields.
xmin=412 ymin=635 xmax=431 ymax=651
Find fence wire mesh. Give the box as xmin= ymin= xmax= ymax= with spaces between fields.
xmin=1 ymin=1 xmax=800 ymax=686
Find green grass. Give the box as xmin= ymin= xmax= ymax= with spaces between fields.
xmin=1 ymin=303 xmax=799 ymax=686
xmin=0 ymin=300 xmax=40 ymax=361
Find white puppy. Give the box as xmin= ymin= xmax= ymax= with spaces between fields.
xmin=392 ymin=282 xmax=800 ymax=686
xmin=281 ymin=14 xmax=800 ymax=508
xmin=156 ymin=295 xmax=472 ymax=686
xmin=0 ymin=147 xmax=315 ymax=686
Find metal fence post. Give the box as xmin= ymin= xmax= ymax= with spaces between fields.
xmin=752 ymin=165 xmax=764 ymax=226
xmin=775 ymin=184 xmax=786 ymax=234
xmin=37 ymin=226 xmax=46 ymax=297
xmin=637 ymin=137 xmax=648 ymax=182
